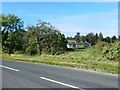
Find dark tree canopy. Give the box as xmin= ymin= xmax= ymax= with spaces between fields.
xmin=98 ymin=32 xmax=103 ymax=41
xmin=1 ymin=14 xmax=23 ymax=33
xmin=111 ymin=35 xmax=117 ymax=43
xmin=26 ymin=20 xmax=67 ymax=55
xmin=74 ymin=32 xmax=80 ymax=43
xmin=1 ymin=14 xmax=67 ymax=55
xmin=104 ymin=36 xmax=111 ymax=43
xmin=1 ymin=14 xmax=25 ymax=54
xmin=85 ymin=32 xmax=95 ymax=45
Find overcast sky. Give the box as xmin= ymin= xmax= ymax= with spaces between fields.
xmin=2 ymin=2 xmax=118 ymax=37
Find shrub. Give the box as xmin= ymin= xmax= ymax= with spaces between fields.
xmin=102 ymin=41 xmax=120 ymax=60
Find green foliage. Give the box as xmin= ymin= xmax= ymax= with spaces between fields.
xmin=26 ymin=20 xmax=67 ymax=55
xmin=1 ymin=13 xmax=119 ymax=61
xmin=1 ymin=14 xmax=23 ymax=31
xmin=1 ymin=14 xmax=24 ymax=54
xmin=1 ymin=14 xmax=67 ymax=55
xmin=85 ymin=32 xmax=95 ymax=45
xmin=98 ymin=32 xmax=103 ymax=41
xmin=26 ymin=43 xmax=39 ymax=55
xmin=3 ymin=29 xmax=26 ymax=54
xmin=74 ymin=32 xmax=80 ymax=43
xmin=78 ymin=45 xmax=85 ymax=49
xmin=104 ymin=36 xmax=111 ymax=43
xmin=95 ymin=40 xmax=103 ymax=52
xmin=111 ymin=35 xmax=117 ymax=43
xmin=102 ymin=41 xmax=120 ymax=60
xmin=95 ymin=41 xmax=120 ymax=60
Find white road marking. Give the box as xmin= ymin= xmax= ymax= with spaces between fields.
xmin=40 ymin=77 xmax=79 ymax=89
xmin=0 ymin=65 xmax=19 ymax=72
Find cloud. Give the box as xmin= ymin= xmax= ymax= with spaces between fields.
xmin=53 ymin=23 xmax=117 ymax=37
xmin=61 ymin=9 xmax=117 ymax=24
xmin=52 ymin=9 xmax=118 ymax=37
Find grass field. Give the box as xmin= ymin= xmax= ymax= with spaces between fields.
xmin=2 ymin=47 xmax=118 ymax=74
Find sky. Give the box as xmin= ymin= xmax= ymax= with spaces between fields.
xmin=2 ymin=2 xmax=118 ymax=37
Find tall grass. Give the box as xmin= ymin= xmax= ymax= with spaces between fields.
xmin=2 ymin=47 xmax=118 ymax=74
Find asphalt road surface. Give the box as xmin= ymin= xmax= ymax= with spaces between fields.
xmin=1 ymin=60 xmax=118 ymax=89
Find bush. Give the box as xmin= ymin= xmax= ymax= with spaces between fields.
xmin=102 ymin=41 xmax=120 ymax=60
xmin=14 ymin=51 xmax=25 ymax=54
xmin=78 ymin=45 xmax=85 ymax=49
xmin=26 ymin=43 xmax=39 ymax=55
xmin=95 ymin=40 xmax=103 ymax=52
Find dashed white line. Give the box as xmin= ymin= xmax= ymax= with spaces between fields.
xmin=0 ymin=65 xmax=19 ymax=72
xmin=40 ymin=77 xmax=80 ymax=89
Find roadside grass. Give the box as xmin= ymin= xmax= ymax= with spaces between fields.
xmin=2 ymin=47 xmax=118 ymax=74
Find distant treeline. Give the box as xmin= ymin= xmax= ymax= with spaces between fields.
xmin=0 ymin=14 xmax=120 ymax=56
xmin=66 ymin=32 xmax=119 ymax=45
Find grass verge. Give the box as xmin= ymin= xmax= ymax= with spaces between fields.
xmin=2 ymin=48 xmax=118 ymax=75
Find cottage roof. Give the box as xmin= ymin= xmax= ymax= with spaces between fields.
xmin=67 ymin=42 xmax=76 ymax=45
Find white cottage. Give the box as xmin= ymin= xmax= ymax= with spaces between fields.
xmin=67 ymin=41 xmax=91 ymax=48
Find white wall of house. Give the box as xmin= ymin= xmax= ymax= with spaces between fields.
xmin=67 ymin=44 xmax=71 ymax=48
xmin=67 ymin=44 xmax=78 ymax=48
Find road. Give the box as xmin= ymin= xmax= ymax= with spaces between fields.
xmin=1 ymin=60 xmax=118 ymax=89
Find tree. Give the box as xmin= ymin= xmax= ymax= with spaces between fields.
xmin=118 ymin=35 xmax=120 ymax=41
xmin=1 ymin=14 xmax=24 ymax=54
xmin=95 ymin=33 xmax=98 ymax=43
xmin=1 ymin=14 xmax=23 ymax=33
xmin=104 ymin=36 xmax=111 ymax=43
xmin=80 ymin=35 xmax=85 ymax=42
xmin=4 ymin=29 xmax=26 ymax=54
xmin=98 ymin=32 xmax=103 ymax=41
xmin=74 ymin=32 xmax=80 ymax=43
xmin=85 ymin=32 xmax=95 ymax=45
xmin=26 ymin=20 xmax=67 ymax=55
xmin=96 ymin=32 xmax=104 ymax=51
xmin=111 ymin=35 xmax=117 ymax=43
xmin=25 ymin=25 xmax=38 ymax=55
xmin=66 ymin=37 xmax=74 ymax=41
